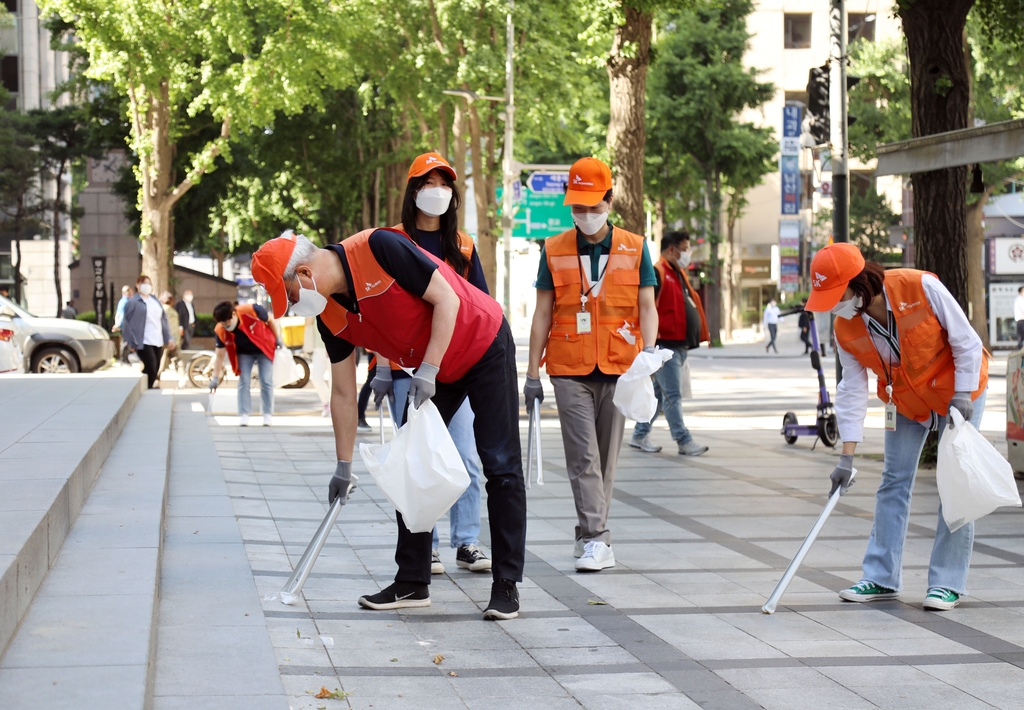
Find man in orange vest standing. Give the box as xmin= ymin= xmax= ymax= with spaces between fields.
xmin=629 ymin=230 xmax=710 ymax=457
xmin=806 ymin=243 xmax=987 ymax=611
xmin=250 ymin=229 xmax=526 ymax=620
xmin=209 ymin=301 xmax=283 ymax=426
xmin=525 ymin=157 xmax=659 ymax=573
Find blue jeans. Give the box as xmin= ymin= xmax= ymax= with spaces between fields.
xmin=632 ymin=345 xmax=693 ymax=446
xmin=237 ymin=352 xmax=273 ymax=417
xmin=862 ymin=390 xmax=987 ymax=595
xmin=393 ymin=377 xmax=482 ymax=549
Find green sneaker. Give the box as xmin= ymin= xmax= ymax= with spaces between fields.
xmin=923 ymin=587 xmax=960 ymax=611
xmin=838 ymin=581 xmax=900 ymax=603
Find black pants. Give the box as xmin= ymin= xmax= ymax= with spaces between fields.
xmin=138 ymin=344 xmax=162 ymax=388
xmin=181 ymin=325 xmax=194 ymax=350
xmin=800 ymin=328 xmax=811 ymax=353
xmin=766 ymin=324 xmax=778 ymax=352
xmin=358 ymin=362 xmax=375 ymax=421
xmin=1016 ymin=320 xmax=1024 ymax=350
xmin=394 ymin=319 xmax=526 ymax=584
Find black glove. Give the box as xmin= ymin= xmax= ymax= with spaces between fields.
xmin=328 ymin=460 xmax=357 ymax=505
xmin=370 ymin=361 xmax=393 ymax=407
xmin=524 ymin=376 xmax=544 ymax=412
xmin=829 ymin=454 xmax=855 ymax=497
xmin=408 ymin=363 xmax=438 ymax=410
xmin=948 ymin=392 xmax=974 ymax=429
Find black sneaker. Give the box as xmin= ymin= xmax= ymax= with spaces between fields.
xmin=456 ymin=544 xmax=492 ymax=572
xmin=357 ymin=419 xmax=372 ymax=433
xmin=358 ymin=581 xmax=430 ymax=610
xmin=482 ymin=579 xmax=519 ymax=620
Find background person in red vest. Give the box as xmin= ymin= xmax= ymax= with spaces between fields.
xmin=250 ymin=229 xmax=526 ymax=621
xmin=629 ymin=230 xmax=710 ymax=457
xmin=209 ymin=301 xmax=283 ymax=427
xmin=525 ymin=157 xmax=659 ymax=574
xmin=806 ymin=243 xmax=987 ymax=612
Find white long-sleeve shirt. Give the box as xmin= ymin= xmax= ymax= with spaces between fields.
xmin=763 ymin=304 xmax=782 ymax=325
xmin=1014 ymin=294 xmax=1024 ymax=322
xmin=835 ymin=274 xmax=983 ymax=443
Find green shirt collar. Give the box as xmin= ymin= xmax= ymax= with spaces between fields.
xmin=575 ymin=223 xmax=614 ymax=251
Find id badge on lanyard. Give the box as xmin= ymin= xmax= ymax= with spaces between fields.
xmin=884 ymin=384 xmax=897 ymax=432
xmin=577 ymin=294 xmax=592 ymax=334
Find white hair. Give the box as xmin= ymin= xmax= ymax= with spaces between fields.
xmin=282 ymin=231 xmax=319 ymax=281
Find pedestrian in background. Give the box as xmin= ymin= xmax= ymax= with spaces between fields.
xmin=61 ymin=300 xmax=77 ymax=319
xmin=357 ymin=351 xmax=375 ymax=431
xmin=798 ymin=302 xmax=812 ymax=355
xmin=209 ymin=301 xmax=283 ymax=427
xmin=113 ymin=285 xmax=132 ymax=332
xmin=175 ymin=290 xmax=196 ymax=349
xmin=159 ymin=291 xmax=181 ymax=377
xmin=629 ymin=230 xmax=709 ymax=457
xmin=1013 ymin=285 xmax=1024 ymax=350
xmin=806 ymin=243 xmax=987 ymax=611
xmin=526 ymin=157 xmax=659 ymax=573
xmin=122 ymin=275 xmax=172 ymax=389
xmin=763 ymin=299 xmax=782 ymax=353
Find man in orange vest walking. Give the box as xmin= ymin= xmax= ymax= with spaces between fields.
xmin=806 ymin=243 xmax=987 ymax=611
xmin=525 ymin=157 xmax=659 ymax=573
xmin=629 ymin=230 xmax=710 ymax=457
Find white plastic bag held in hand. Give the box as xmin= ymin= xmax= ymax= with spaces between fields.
xmin=272 ymin=347 xmax=300 ymax=387
xmin=359 ymin=400 xmax=470 ymax=533
xmin=613 ymin=348 xmax=674 ymax=421
xmin=937 ymin=408 xmax=1022 ymax=532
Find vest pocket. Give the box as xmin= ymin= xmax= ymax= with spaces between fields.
xmin=605 ymin=323 xmax=641 ymax=365
xmin=901 ymin=322 xmax=946 ymax=372
xmin=547 ymin=330 xmax=584 ymax=367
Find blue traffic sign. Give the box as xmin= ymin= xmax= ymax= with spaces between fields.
xmin=527 ymin=172 xmax=569 ymax=195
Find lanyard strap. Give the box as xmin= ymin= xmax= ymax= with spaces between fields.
xmin=867 ymin=310 xmax=900 ymax=391
xmin=577 ymin=244 xmax=609 ymax=302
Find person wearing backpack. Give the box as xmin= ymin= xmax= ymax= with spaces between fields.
xmin=629 ymin=231 xmax=710 ymax=457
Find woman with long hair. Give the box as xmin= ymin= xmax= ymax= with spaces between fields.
xmin=371 ymin=152 xmax=490 ymax=575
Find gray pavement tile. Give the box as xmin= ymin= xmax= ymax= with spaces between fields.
xmin=738 ymin=686 xmax=877 ymax=710
xmin=847 ymin=682 xmax=999 ymax=710
xmin=0 ymin=663 xmax=149 ymax=710
xmin=528 ymin=645 xmax=641 ymax=667
xmin=154 ymin=623 xmax=284 ymax=697
xmin=714 ymin=665 xmax=841 ymax=690
xmin=60 ymin=511 xmax=161 ymax=550
xmin=567 ymin=690 xmax=702 ymax=710
xmin=166 ymin=494 xmax=236 ymax=517
xmin=915 ymin=662 xmax=1024 ymax=709
xmin=498 ymin=616 xmax=618 ymax=649
xmin=555 ymin=671 xmax=677 ymax=694
xmin=153 ymin=696 xmax=289 ymax=710
xmin=448 ymin=675 xmax=569 ymax=700
xmin=35 ymin=546 xmax=158 ymax=597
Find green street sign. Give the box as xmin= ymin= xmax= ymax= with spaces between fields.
xmin=496 ymin=186 xmax=574 ymax=239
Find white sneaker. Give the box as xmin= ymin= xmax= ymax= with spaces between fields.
xmin=629 ymin=435 xmax=662 ymax=453
xmin=678 ymin=441 xmax=708 ymax=456
xmin=575 ymin=541 xmax=615 ymax=572
xmin=239 ymin=414 xmax=249 ymax=427
xmin=263 ymin=414 xmax=273 ymax=427
xmin=573 ymin=539 xmax=584 ymax=558
xmin=322 ymin=403 xmax=331 ymax=418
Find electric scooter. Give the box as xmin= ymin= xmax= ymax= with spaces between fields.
xmin=781 ymin=311 xmax=839 ymax=449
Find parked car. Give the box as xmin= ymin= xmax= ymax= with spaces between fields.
xmin=0 ymin=324 xmax=21 ymax=373
xmin=0 ymin=295 xmax=115 ymax=373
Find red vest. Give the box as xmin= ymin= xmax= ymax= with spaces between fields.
xmin=318 ymin=229 xmax=503 ymax=382
xmin=214 ymin=303 xmax=277 ymax=375
xmin=655 ymin=257 xmax=709 ymax=344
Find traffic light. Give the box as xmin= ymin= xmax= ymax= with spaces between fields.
xmin=804 ymin=64 xmax=861 ymax=148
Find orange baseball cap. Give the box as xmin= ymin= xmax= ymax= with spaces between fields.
xmin=563 ymin=157 xmax=613 ymax=206
xmin=805 ymin=243 xmax=866 ymax=312
xmin=251 ymin=231 xmax=299 ymax=319
xmin=408 ymin=152 xmax=457 ymax=181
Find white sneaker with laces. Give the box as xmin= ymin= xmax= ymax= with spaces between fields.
xmin=322 ymin=403 xmax=331 ymax=418
xmin=629 ymin=435 xmax=662 ymax=453
xmin=575 ymin=541 xmax=615 ymax=572
xmin=239 ymin=414 xmax=249 ymax=427
xmin=263 ymin=414 xmax=273 ymax=427
xmin=678 ymin=441 xmax=708 ymax=456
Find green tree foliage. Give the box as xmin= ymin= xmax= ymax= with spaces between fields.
xmin=847 ymin=39 xmax=912 ymax=163
xmin=0 ymin=111 xmax=46 ymax=304
xmin=849 ymin=185 xmax=901 ymax=262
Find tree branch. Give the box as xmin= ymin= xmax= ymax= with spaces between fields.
xmin=167 ymin=115 xmax=231 ymax=207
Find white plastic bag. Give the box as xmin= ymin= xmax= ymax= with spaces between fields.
xmin=272 ymin=347 xmax=299 ymax=387
xmin=936 ymin=408 xmax=1022 ymax=532
xmin=613 ymin=348 xmax=674 ymax=421
xmin=359 ymin=400 xmax=470 ymax=533
xmin=681 ymin=358 xmax=693 ymax=400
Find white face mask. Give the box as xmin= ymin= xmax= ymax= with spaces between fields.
xmin=184 ymin=294 xmax=193 ymax=303
xmin=139 ymin=283 xmax=152 ymax=296
xmin=225 ymin=317 xmax=238 ymax=332
xmin=291 ymin=273 xmax=328 ymax=317
xmin=831 ymin=295 xmax=863 ymax=320
xmin=675 ymin=250 xmax=691 ymax=269
xmin=573 ymin=210 xmax=608 ymax=236
xmin=415 ymin=186 xmax=452 ymax=217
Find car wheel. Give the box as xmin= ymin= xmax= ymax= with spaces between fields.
xmin=32 ymin=346 xmax=80 ymax=374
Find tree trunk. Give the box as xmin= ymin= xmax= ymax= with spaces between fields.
xmin=452 ymin=102 xmax=468 ymax=232
xmin=12 ymin=199 xmax=23 ymax=304
xmin=723 ymin=215 xmax=736 ymax=340
xmin=141 ymin=201 xmax=172 ymax=291
xmin=901 ymin=0 xmax=975 ymax=309
xmin=966 ymin=190 xmax=991 ymax=347
xmin=372 ymin=166 xmax=381 ymax=227
xmin=653 ymin=197 xmax=665 ymax=247
xmin=467 ymin=103 xmax=497 ymax=294
xmin=606 ymin=5 xmax=652 ymax=235
xmin=52 ymin=162 xmax=66 ymax=317
xmin=437 ymin=101 xmax=449 ymax=158
xmin=704 ymin=171 xmax=723 ymax=345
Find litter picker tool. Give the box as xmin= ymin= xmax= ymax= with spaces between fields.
xmin=525 ymin=402 xmax=544 ymax=489
xmin=762 ymin=469 xmax=856 ymax=614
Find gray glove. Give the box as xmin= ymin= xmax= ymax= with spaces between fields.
xmin=370 ymin=361 xmax=393 ymax=407
xmin=209 ymin=375 xmax=219 ymax=392
xmin=829 ymin=454 xmax=855 ymax=497
xmin=948 ymin=391 xmax=974 ymax=428
xmin=328 ymin=460 xmax=357 ymax=505
xmin=408 ymin=363 xmax=439 ymax=410
xmin=643 ymin=346 xmax=657 ymax=354
xmin=524 ymin=376 xmax=544 ymax=412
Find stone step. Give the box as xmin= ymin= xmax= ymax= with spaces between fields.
xmin=0 ymin=389 xmax=173 ymax=709
xmin=0 ymin=373 xmax=145 ymax=655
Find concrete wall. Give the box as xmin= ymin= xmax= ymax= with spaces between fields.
xmin=16 ymin=238 xmax=71 ymax=318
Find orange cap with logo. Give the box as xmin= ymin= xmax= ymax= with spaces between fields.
xmin=563 ymin=157 xmax=612 ymax=206
xmin=251 ymin=231 xmax=300 ymax=319
xmin=408 ymin=152 xmax=457 ymax=182
xmin=805 ymin=243 xmax=866 ymax=312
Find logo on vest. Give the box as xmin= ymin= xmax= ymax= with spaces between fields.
xmin=616 ymin=243 xmax=637 ymax=252
xmin=812 ymin=272 xmax=827 ymax=288
xmin=898 ymin=301 xmax=922 ymax=311
xmin=364 ymin=280 xmax=382 ymax=292
xmin=572 ymin=174 xmax=594 ymax=186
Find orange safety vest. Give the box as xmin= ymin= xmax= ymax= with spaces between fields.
xmin=834 ymin=269 xmax=988 ymax=422
xmin=544 ymin=226 xmax=645 ymax=377
xmin=214 ymin=303 xmax=277 ymax=375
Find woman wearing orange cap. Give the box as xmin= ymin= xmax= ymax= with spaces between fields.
xmin=805 ymin=243 xmax=987 ymax=611
xmin=368 ymin=152 xmax=492 ymax=576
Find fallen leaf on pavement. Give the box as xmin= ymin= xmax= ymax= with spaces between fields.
xmin=433 ymin=654 xmax=445 ymax=664
xmin=587 ymin=599 xmax=608 ymax=605
xmin=313 ymin=686 xmax=350 ymax=699
xmin=448 ymin=671 xmax=458 ymax=677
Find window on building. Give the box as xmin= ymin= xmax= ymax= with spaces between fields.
xmin=849 ymin=13 xmax=876 ymax=43
xmin=785 ymin=14 xmax=812 ymax=49
xmin=2 ymin=0 xmax=16 ymax=12
xmin=0 ymin=55 xmax=17 ymax=94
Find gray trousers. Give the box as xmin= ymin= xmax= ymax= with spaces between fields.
xmin=551 ymin=377 xmax=626 ymax=546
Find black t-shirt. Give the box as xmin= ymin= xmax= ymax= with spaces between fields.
xmin=215 ymin=304 xmax=269 ymax=356
xmin=317 ymin=229 xmax=440 ymax=364
xmin=412 ymin=229 xmax=489 ymax=295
